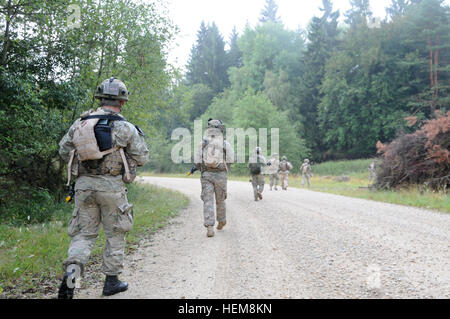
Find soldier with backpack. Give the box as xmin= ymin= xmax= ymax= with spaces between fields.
xmin=193 ymin=119 xmax=235 ymax=238
xmin=248 ymin=147 xmax=267 ymax=201
xmin=279 ymin=156 xmax=293 ymax=190
xmin=57 ymin=78 xmax=149 ymax=299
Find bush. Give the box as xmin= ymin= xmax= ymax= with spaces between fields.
xmin=375 ymin=112 xmax=449 ymax=191
xmin=0 ymin=185 xmax=68 ymax=226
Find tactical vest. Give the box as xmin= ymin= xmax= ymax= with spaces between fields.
xmin=66 ymin=110 xmax=132 ymax=185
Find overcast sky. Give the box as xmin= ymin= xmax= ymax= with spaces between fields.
xmin=163 ymin=0 xmax=444 ymax=70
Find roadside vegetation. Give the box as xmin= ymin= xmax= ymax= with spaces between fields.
xmin=143 ymin=158 xmax=449 ymax=213
xmin=0 ymin=183 xmax=189 ymax=299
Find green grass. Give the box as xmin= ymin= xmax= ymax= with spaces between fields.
xmin=142 ymin=158 xmax=449 ymax=213
xmin=0 ymin=183 xmax=189 ymax=298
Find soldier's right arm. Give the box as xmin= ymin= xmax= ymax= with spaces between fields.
xmin=125 ymin=125 xmax=149 ymax=167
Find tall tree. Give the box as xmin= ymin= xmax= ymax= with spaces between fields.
xmin=186 ymin=21 xmax=229 ymax=94
xmin=295 ymin=0 xmax=340 ymax=159
xmin=226 ymin=27 xmax=242 ymax=69
xmin=259 ymin=0 xmax=281 ymax=23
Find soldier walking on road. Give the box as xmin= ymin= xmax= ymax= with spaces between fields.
xmin=268 ymin=153 xmax=280 ymax=191
xmin=279 ymin=156 xmax=293 ymax=191
xmin=57 ymin=78 xmax=149 ymax=299
xmin=194 ymin=119 xmax=235 ymax=238
xmin=300 ymin=159 xmax=312 ymax=188
xmin=369 ymin=161 xmax=377 ymax=184
xmin=248 ymin=147 xmax=267 ymax=201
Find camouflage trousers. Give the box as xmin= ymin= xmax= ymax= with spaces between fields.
xmin=269 ymin=173 xmax=279 ymax=190
xmin=280 ymin=171 xmax=290 ymax=189
xmin=201 ymin=171 xmax=227 ymax=228
xmin=63 ymin=189 xmax=134 ymax=276
xmin=251 ymin=174 xmax=265 ymax=200
xmin=302 ymin=173 xmax=311 ymax=188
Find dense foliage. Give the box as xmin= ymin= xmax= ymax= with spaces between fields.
xmin=150 ymin=0 xmax=448 ymax=174
xmin=0 ymin=0 xmax=176 ymax=222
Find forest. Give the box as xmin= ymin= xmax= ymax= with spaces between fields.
xmin=156 ymin=0 xmax=448 ymax=174
xmin=0 ymin=0 xmax=449 ymax=220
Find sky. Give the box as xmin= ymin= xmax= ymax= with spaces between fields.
xmin=164 ymin=0 xmax=393 ymax=71
xmin=163 ymin=0 xmax=450 ymax=68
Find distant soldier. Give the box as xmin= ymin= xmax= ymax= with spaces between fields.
xmin=57 ymin=78 xmax=149 ymax=299
xmin=248 ymin=147 xmax=267 ymax=201
xmin=268 ymin=153 xmax=280 ymax=191
xmin=300 ymin=159 xmax=312 ymax=188
xmin=369 ymin=161 xmax=377 ymax=184
xmin=194 ymin=119 xmax=235 ymax=238
xmin=279 ymin=156 xmax=293 ymax=191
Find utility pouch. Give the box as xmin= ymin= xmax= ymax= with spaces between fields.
xmin=94 ymin=119 xmax=113 ymax=152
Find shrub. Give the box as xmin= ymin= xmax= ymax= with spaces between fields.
xmin=375 ymin=112 xmax=449 ymax=191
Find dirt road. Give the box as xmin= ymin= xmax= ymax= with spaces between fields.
xmin=78 ymin=176 xmax=450 ymax=299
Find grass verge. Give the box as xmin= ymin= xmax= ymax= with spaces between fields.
xmin=0 ymin=183 xmax=189 ymax=299
xmin=142 ymin=170 xmax=449 ymax=213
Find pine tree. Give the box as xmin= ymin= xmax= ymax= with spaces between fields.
xmin=186 ymin=22 xmax=230 ymax=93
xmin=296 ymin=0 xmax=340 ymax=159
xmin=227 ymin=27 xmax=242 ymax=69
xmin=259 ymin=0 xmax=281 ymax=23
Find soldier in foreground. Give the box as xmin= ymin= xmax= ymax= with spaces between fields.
xmin=248 ymin=147 xmax=267 ymax=201
xmin=194 ymin=119 xmax=235 ymax=238
xmin=57 ymin=78 xmax=149 ymax=298
xmin=300 ymin=159 xmax=312 ymax=188
xmin=268 ymin=153 xmax=280 ymax=191
xmin=279 ymin=156 xmax=293 ymax=190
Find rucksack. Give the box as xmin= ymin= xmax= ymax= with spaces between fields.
xmin=67 ymin=110 xmax=131 ymax=186
xmin=202 ymin=136 xmax=225 ymax=169
xmin=249 ymin=156 xmax=263 ymax=175
xmin=73 ymin=111 xmax=126 ymax=161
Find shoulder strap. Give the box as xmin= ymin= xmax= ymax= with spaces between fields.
xmin=81 ymin=115 xmax=127 ymax=122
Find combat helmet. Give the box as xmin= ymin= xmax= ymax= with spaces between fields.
xmin=304 ymin=159 xmax=310 ymax=164
xmin=207 ymin=119 xmax=226 ymax=133
xmin=94 ymin=77 xmax=129 ymax=102
xmin=282 ymin=156 xmax=287 ymax=161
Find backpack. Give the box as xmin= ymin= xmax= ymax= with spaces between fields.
xmin=249 ymin=156 xmax=263 ymax=175
xmin=202 ymin=136 xmax=225 ymax=169
xmin=72 ymin=111 xmax=126 ymax=161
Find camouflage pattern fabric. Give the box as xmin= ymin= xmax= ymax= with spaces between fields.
xmin=280 ymin=171 xmax=290 ymax=189
xmin=59 ymin=107 xmax=149 ymax=275
xmin=251 ymin=174 xmax=265 ymax=200
xmin=201 ymin=171 xmax=228 ymax=227
xmin=270 ymin=173 xmax=280 ymax=190
xmin=300 ymin=163 xmax=312 ymax=188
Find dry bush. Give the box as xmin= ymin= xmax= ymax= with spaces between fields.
xmin=375 ymin=112 xmax=449 ymax=191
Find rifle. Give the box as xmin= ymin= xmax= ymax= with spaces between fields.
xmin=65 ymin=183 xmax=75 ymax=203
xmin=187 ymin=166 xmax=199 ymax=176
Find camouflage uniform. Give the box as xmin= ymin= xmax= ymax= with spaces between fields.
xmin=268 ymin=154 xmax=280 ymax=191
xmin=248 ymin=152 xmax=266 ymax=201
xmin=194 ymin=124 xmax=234 ymax=229
xmin=279 ymin=157 xmax=293 ymax=190
xmin=300 ymin=160 xmax=312 ymax=188
xmin=369 ymin=161 xmax=376 ymax=184
xmin=59 ymin=107 xmax=149 ymax=276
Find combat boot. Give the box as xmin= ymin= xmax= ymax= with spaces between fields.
xmin=102 ymin=275 xmax=128 ymax=296
xmin=207 ymin=226 xmax=215 ymax=237
xmin=57 ymin=272 xmax=75 ymax=299
xmin=217 ymin=221 xmax=226 ymax=230
xmin=258 ymin=192 xmax=263 ymax=200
